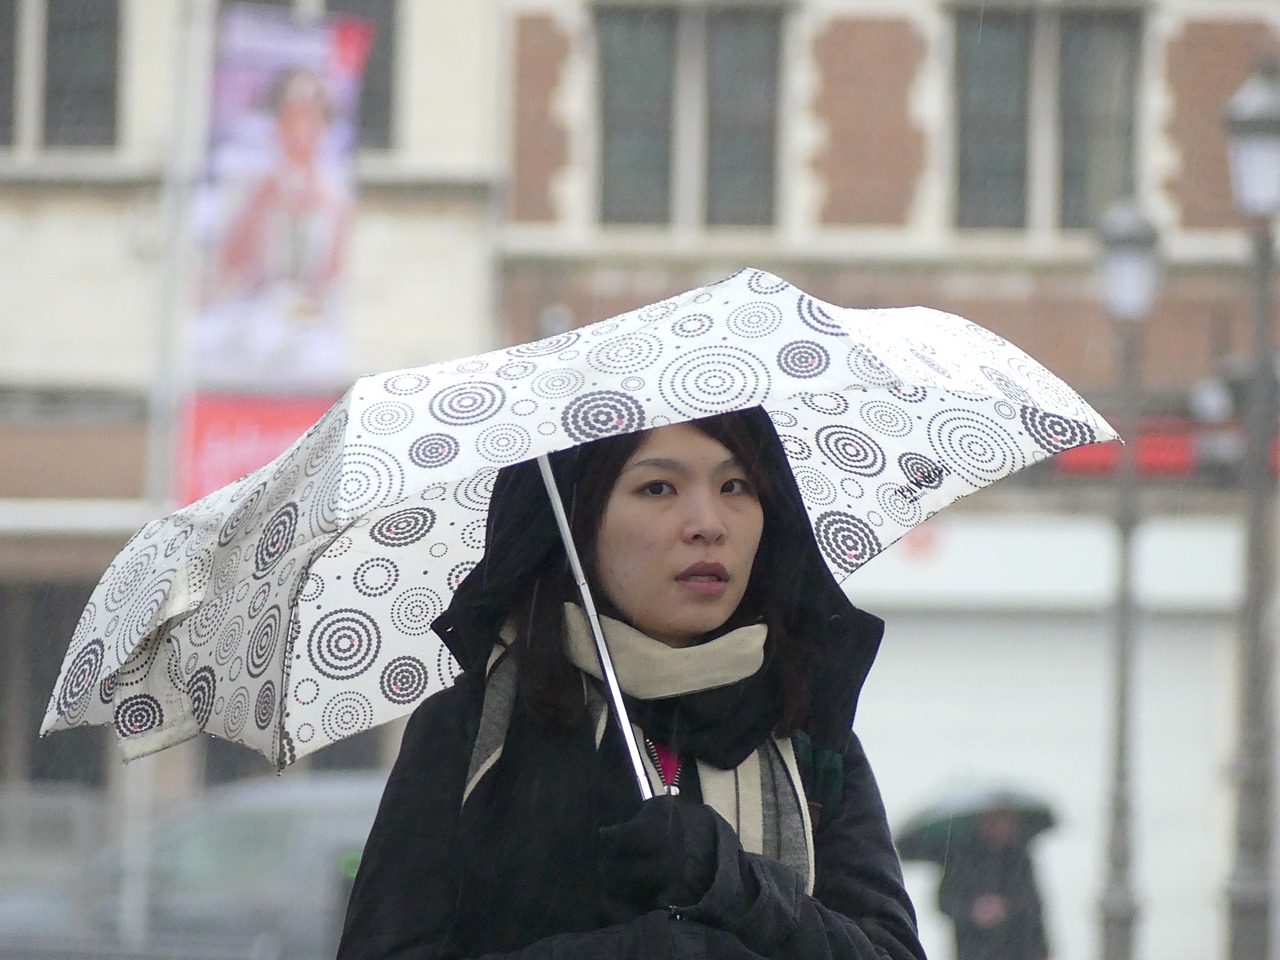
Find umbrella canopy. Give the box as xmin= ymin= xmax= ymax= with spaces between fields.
xmin=894 ymin=785 xmax=1057 ymax=864
xmin=41 ymin=268 xmax=1117 ymax=768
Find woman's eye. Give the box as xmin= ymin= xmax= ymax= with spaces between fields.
xmin=642 ymin=481 xmax=673 ymax=496
xmin=722 ymin=478 xmax=754 ymax=495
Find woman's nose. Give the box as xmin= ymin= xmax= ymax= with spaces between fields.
xmin=684 ymin=494 xmax=727 ymax=543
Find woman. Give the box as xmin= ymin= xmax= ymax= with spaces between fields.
xmin=337 ymin=407 xmax=925 ymax=960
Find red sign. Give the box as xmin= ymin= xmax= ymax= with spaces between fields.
xmin=179 ymin=394 xmax=338 ymax=505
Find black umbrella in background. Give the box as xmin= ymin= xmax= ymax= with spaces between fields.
xmin=895 ymin=785 xmax=1057 ymax=865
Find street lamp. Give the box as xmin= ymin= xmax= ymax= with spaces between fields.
xmin=1096 ymin=199 xmax=1160 ymax=960
xmin=1224 ymin=56 xmax=1280 ymax=960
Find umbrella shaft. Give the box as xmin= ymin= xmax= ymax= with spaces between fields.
xmin=536 ymin=455 xmax=654 ymax=801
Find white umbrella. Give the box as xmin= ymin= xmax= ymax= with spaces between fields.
xmin=41 ymin=268 xmax=1116 ymax=769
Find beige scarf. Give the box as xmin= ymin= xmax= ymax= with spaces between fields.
xmin=463 ymin=605 xmax=814 ymax=893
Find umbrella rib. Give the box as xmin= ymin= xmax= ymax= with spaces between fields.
xmin=535 ymin=455 xmax=653 ymax=801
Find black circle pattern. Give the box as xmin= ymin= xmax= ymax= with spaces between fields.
xmin=982 ymin=365 xmax=1032 ymax=403
xmin=927 ymin=410 xmax=1025 ymax=487
xmin=370 ymin=507 xmax=437 ymax=546
xmin=727 ymin=302 xmax=783 ymax=338
xmin=254 ymin=503 xmax=298 ymax=577
xmin=255 ymin=681 xmax=276 ymax=730
xmin=671 ymin=314 xmax=714 ymax=338
xmin=860 ymin=400 xmax=913 ymax=438
xmin=898 ymin=452 xmax=947 ymax=490
xmin=322 ymin=692 xmax=374 ymax=741
xmin=354 ymin=558 xmax=399 ymax=598
xmin=382 ymin=372 xmax=431 ymax=395
xmin=798 ymin=296 xmax=844 ymax=336
xmin=813 ymin=512 xmax=882 ymax=575
xmin=219 ymin=485 xmax=265 ymax=546
xmin=454 ymin=469 xmax=497 ymax=512
xmin=429 ymin=382 xmax=505 ymax=426
xmin=380 ymin=656 xmax=429 ymax=704
xmin=659 ymin=347 xmax=770 ymax=417
xmin=448 ymin=562 xmax=476 ymax=592
xmin=777 ymin=341 xmax=830 ymax=378
xmin=226 ymin=687 xmax=250 ymax=737
xmin=562 ymin=391 xmax=646 ymax=442
xmin=408 ymin=433 xmax=460 ymax=469
xmin=876 ymin=482 xmax=923 ymax=526
xmin=390 ymin=587 xmax=443 ymax=636
xmin=531 ymin=369 xmax=586 ymax=399
xmin=187 ymin=666 xmax=216 ymax=727
xmin=507 ymin=332 xmax=580 ymax=357
xmin=847 ymin=345 xmax=899 ymax=386
xmin=247 ymin=606 xmax=281 ymax=678
xmin=815 ymin=425 xmax=886 ymax=477
xmin=588 ymin=334 xmax=663 ymax=373
xmin=1020 ymin=407 xmax=1097 ymax=453
xmin=477 ymin=424 xmax=531 ymax=463
xmin=308 ymin=609 xmax=381 ymax=680
xmin=57 ymin=641 xmax=103 ymax=716
xmin=114 ymin=694 xmax=163 ymax=737
xmin=361 ymin=401 xmax=414 ymax=435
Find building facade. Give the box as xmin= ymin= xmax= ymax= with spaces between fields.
xmin=0 ymin=0 xmax=1277 ymax=956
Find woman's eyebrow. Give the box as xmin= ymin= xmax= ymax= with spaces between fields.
xmin=624 ymin=456 xmax=743 ymax=476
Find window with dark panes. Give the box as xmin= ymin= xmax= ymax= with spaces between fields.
xmin=43 ymin=0 xmax=119 ymax=147
xmin=597 ymin=9 xmax=676 ymax=224
xmin=0 ymin=0 xmax=15 ymax=147
xmin=705 ymin=10 xmax=779 ymax=226
xmin=328 ymin=0 xmax=396 ymax=149
xmin=955 ymin=11 xmax=1030 ymax=229
xmin=1059 ymin=12 xmax=1139 ymax=228
xmin=597 ymin=6 xmax=782 ymax=227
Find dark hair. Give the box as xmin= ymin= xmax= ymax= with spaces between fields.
xmin=264 ymin=67 xmax=335 ymax=122
xmin=433 ymin=407 xmax=861 ymax=736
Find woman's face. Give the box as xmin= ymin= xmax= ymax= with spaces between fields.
xmin=593 ymin=422 xmax=764 ymax=648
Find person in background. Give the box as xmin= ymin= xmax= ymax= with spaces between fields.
xmin=937 ymin=807 xmax=1050 ymax=960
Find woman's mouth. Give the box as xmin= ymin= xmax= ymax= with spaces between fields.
xmin=676 ymin=562 xmax=730 ymax=597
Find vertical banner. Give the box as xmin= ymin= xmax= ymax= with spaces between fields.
xmin=181 ymin=4 xmax=373 ymax=505
xmin=194 ymin=3 xmax=372 ymax=392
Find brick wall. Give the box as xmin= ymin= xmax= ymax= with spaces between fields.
xmin=509 ymin=14 xmax=571 ymax=222
xmin=811 ymin=17 xmax=926 ymax=226
xmin=1165 ymin=20 xmax=1280 ymax=229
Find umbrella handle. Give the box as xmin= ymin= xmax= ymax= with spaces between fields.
xmin=536 ymin=455 xmax=654 ymax=802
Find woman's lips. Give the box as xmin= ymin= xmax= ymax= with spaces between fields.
xmin=677 ymin=578 xmax=729 ymax=598
xmin=676 ymin=562 xmax=730 ymax=597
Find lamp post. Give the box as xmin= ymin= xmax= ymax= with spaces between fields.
xmin=1096 ymin=199 xmax=1160 ymax=960
xmin=1224 ymin=57 xmax=1280 ymax=960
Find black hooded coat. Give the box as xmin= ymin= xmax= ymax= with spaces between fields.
xmin=336 ymin=409 xmax=926 ymax=960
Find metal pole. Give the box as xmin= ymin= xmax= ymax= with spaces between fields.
xmin=1100 ymin=322 xmax=1140 ymax=960
xmin=121 ymin=0 xmax=216 ymax=944
xmin=535 ymin=455 xmax=654 ymax=801
xmin=1227 ymin=223 xmax=1276 ymax=960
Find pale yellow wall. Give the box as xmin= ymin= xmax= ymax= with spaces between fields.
xmin=401 ymin=0 xmax=501 ymax=175
xmin=346 ymin=192 xmax=497 ymax=373
xmin=0 ymin=191 xmax=158 ymax=389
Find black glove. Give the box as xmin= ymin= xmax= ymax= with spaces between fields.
xmin=598 ymin=795 xmax=720 ymax=924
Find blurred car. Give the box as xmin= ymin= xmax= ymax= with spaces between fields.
xmin=84 ymin=770 xmax=387 ymax=960
xmin=0 ymin=782 xmax=102 ymax=941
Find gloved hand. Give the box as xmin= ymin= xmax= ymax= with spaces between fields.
xmin=598 ymin=795 xmax=721 ymax=924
